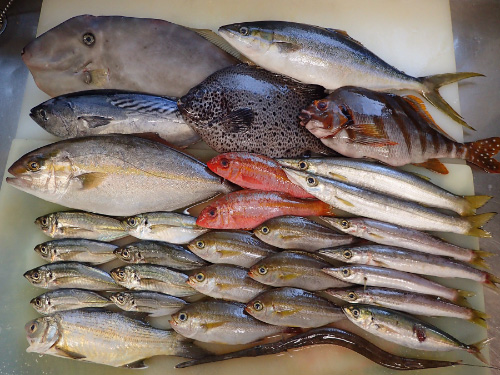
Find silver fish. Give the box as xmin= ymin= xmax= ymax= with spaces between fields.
xmin=30 ymin=289 xmax=112 ymax=315
xmin=110 ymin=291 xmax=187 ymax=317
xmin=34 ymin=238 xmax=118 ymax=265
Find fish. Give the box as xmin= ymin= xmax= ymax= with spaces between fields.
xmin=177 ymin=64 xmax=333 ymax=158
xmin=342 ymin=304 xmax=488 ymax=364
xmin=187 ymin=264 xmax=270 ymax=303
xmin=207 ymin=152 xmax=314 ymax=198
xmin=187 ymin=230 xmax=278 ymax=267
xmin=114 ymin=240 xmax=207 ymax=270
xmin=30 ymin=90 xmax=200 ymax=147
xmin=218 ymin=21 xmax=482 ymax=128
xmin=25 ymin=309 xmax=207 ymax=368
xmin=170 ymin=300 xmax=285 ymax=345
xmin=284 ymin=169 xmax=495 ymax=237
xmin=121 ymin=212 xmax=210 ymax=244
xmin=22 ymin=15 xmax=237 ymax=98
xmin=326 ymin=287 xmax=488 ymax=327
xmin=24 ymin=262 xmax=122 ymax=291
xmin=299 ymin=87 xmax=500 ymax=173
xmin=110 ymin=291 xmax=187 ymax=317
xmin=248 ymin=251 xmax=351 ymax=291
xmin=30 ymin=289 xmax=112 ymax=315
xmin=34 ymin=238 xmax=118 ymax=265
xmin=7 ymin=134 xmax=235 ymax=216
xmin=196 ymin=190 xmax=336 ymax=230
xmin=278 ymin=157 xmax=491 ymax=215
xmin=321 ymin=217 xmax=491 ymax=266
xmin=109 ymin=264 xmax=198 ymax=297
xmin=323 ymin=265 xmax=472 ymax=303
xmin=245 ymin=287 xmax=344 ymax=328
xmin=254 ymin=216 xmax=356 ymax=251
xmin=34 ymin=211 xmax=127 ymax=241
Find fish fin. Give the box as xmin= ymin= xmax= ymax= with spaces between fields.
xmin=202 ymin=321 xmax=226 ymax=330
xmin=412 ymin=159 xmax=449 ymax=174
xmin=325 ymin=28 xmax=366 ymax=48
xmin=464 ymin=212 xmax=496 ymax=237
xmin=483 ymin=273 xmax=500 ymax=292
xmin=328 ymin=172 xmax=349 ymax=182
xmin=463 ymin=196 xmax=492 ymax=216
xmin=276 ymin=308 xmax=300 ymax=317
xmin=122 ymin=360 xmax=148 ymax=369
xmin=335 ymin=196 xmax=354 ymax=207
xmin=191 ymin=28 xmax=252 ymax=64
xmin=53 ymin=347 xmax=87 ymax=360
xmin=469 ymin=309 xmax=489 ymax=328
xmin=84 ymin=69 xmax=109 ymax=87
xmin=274 ymin=41 xmax=301 ymax=53
xmin=175 ymin=341 xmax=210 ymax=359
xmin=76 ymin=172 xmax=107 ymax=190
xmin=419 ymin=72 xmax=484 ymax=129
xmin=468 ymin=338 xmax=492 ymax=365
xmin=218 ymin=108 xmax=254 ymax=133
xmin=366 ymin=231 xmax=385 ymax=239
xmin=374 ymin=323 xmax=399 ymax=335
xmin=470 ymin=250 xmax=494 ymax=269
xmin=279 ymin=273 xmax=299 ymax=281
xmin=346 ymin=123 xmax=398 ymax=147
xmin=78 ymin=115 xmax=112 ymax=128
xmin=219 ymin=249 xmax=244 ymax=257
xmin=464 ymin=137 xmax=500 ymax=173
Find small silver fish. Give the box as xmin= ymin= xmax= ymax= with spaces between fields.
xmin=110 ymin=291 xmax=187 ymax=317
xmin=30 ymin=289 xmax=112 ymax=315
xmin=34 ymin=238 xmax=118 ymax=265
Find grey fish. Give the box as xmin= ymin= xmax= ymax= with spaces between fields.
xmin=30 ymin=289 xmax=112 ymax=315
xmin=22 ymin=15 xmax=237 ymax=97
xmin=254 ymin=216 xmax=356 ymax=251
xmin=30 ymin=90 xmax=200 ymax=147
xmin=24 ymin=262 xmax=122 ymax=291
xmin=110 ymin=291 xmax=187 ymax=317
xmin=25 ymin=309 xmax=207 ymax=368
xmin=218 ymin=21 xmax=482 ymax=128
xmin=7 ymin=134 xmax=234 ymax=216
xmin=246 ymin=287 xmax=344 ymax=328
xmin=114 ymin=241 xmax=207 ymax=270
xmin=34 ymin=238 xmax=118 ymax=265
xmin=177 ymin=64 xmax=333 ymax=158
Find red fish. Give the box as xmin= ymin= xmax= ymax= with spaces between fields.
xmin=207 ymin=152 xmax=315 ymax=199
xmin=300 ymin=86 xmax=500 ymax=174
xmin=196 ymin=190 xmax=335 ymax=229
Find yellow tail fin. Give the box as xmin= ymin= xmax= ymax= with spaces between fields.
xmin=468 ymin=338 xmax=492 ymax=365
xmin=462 ymin=195 xmax=493 ymax=216
xmin=465 ymin=212 xmax=496 ymax=237
xmin=469 ymin=309 xmax=489 ymax=329
xmin=484 ymin=273 xmax=500 ymax=293
xmin=470 ymin=250 xmax=493 ymax=270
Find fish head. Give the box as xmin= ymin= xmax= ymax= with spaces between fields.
xmin=322 ymin=266 xmax=357 ymax=283
xmin=253 ymin=221 xmax=277 ymax=241
xmin=300 ymin=99 xmax=351 ymax=139
xmin=319 ymin=217 xmax=358 ymax=235
xmin=187 ymin=236 xmax=215 ymax=259
xmin=276 ymin=158 xmax=315 ymax=175
xmin=110 ymin=292 xmax=135 ymax=310
xmin=122 ymin=215 xmax=147 ymax=235
xmin=113 ymin=244 xmax=144 ymax=263
xmin=326 ymin=288 xmax=362 ymax=303
xmin=187 ymin=269 xmax=211 ymax=292
xmin=24 ymin=266 xmax=52 ymax=288
xmin=244 ymin=295 xmax=274 ymax=320
xmin=30 ymin=294 xmax=52 ymax=314
xmin=177 ymin=82 xmax=227 ymax=127
xmin=34 ymin=241 xmax=57 ymax=262
xmin=196 ymin=203 xmax=226 ymax=229
xmin=342 ymin=304 xmax=373 ymax=329
xmin=318 ymin=247 xmax=360 ymax=264
xmin=206 ymin=152 xmax=243 ymax=180
xmin=170 ymin=307 xmax=198 ymax=339
xmin=25 ymin=316 xmax=60 ymax=354
xmin=248 ymin=260 xmax=279 ymax=285
xmin=282 ymin=168 xmax=324 ymax=197
xmin=30 ymin=98 xmax=76 ymax=138
xmin=34 ymin=214 xmax=58 ymax=237
xmin=110 ymin=266 xmax=138 ymax=288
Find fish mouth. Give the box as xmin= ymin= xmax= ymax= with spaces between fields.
xmin=298 ymin=110 xmax=312 ymax=126
xmin=6 ymin=176 xmax=32 ymax=190
xmin=186 ymin=276 xmax=196 ymax=286
xmin=217 ymin=26 xmax=237 ymax=39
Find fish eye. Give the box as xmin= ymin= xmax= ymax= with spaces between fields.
xmin=29 ymin=322 xmax=38 ymax=333
xmin=343 ymin=250 xmax=352 ymax=259
xmin=196 ymin=241 xmax=205 ymax=249
xmin=219 ymin=158 xmax=230 ymax=169
xmin=207 ymin=209 xmax=216 ymax=217
xmin=41 ymin=217 xmax=48 ymax=226
xmin=127 ymin=217 xmax=137 ymax=227
xmin=253 ymin=301 xmax=263 ymax=311
xmin=298 ymin=161 xmax=308 ymax=170
xmin=316 ymin=100 xmax=328 ymax=111
xmin=347 ymin=292 xmax=358 ymax=301
xmin=39 ymin=109 xmax=48 ymax=122
xmin=121 ymin=249 xmax=129 ymax=258
xmin=258 ymin=266 xmax=268 ymax=275
xmin=341 ymin=268 xmax=351 ymax=277
xmin=28 ymin=161 xmax=40 ymax=171
xmin=239 ymin=26 xmax=250 ymax=36
xmin=178 ymin=312 xmax=188 ymax=322
xmin=39 ymin=246 xmax=48 ymax=255
xmin=195 ymin=272 xmax=205 ymax=282
xmin=306 ymin=177 xmax=318 ymax=186
xmin=260 ymin=226 xmax=270 ymax=235
xmin=352 ymin=308 xmax=360 ymax=318
xmin=34 ymin=298 xmax=43 ymax=307
xmin=82 ymin=32 xmax=95 ymax=46
xmin=32 ymin=271 xmax=41 ymax=281
xmin=340 ymin=219 xmax=350 ymax=229
xmin=118 ymin=270 xmax=125 ymax=278
xmin=116 ymin=295 xmax=125 ymax=303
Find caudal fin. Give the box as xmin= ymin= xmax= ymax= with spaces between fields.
xmin=420 ymin=72 xmax=484 ymax=129
xmin=468 ymin=338 xmax=492 ymax=365
xmin=484 ymin=273 xmax=500 ymax=293
xmin=470 ymin=250 xmax=494 ymax=270
xmin=462 ymin=195 xmax=493 ymax=216
xmin=464 ymin=137 xmax=500 ymax=173
xmin=469 ymin=309 xmax=489 ymax=328
xmin=465 ymin=212 xmax=496 ymax=237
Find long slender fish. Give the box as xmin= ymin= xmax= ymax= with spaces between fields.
xmin=284 ymin=169 xmax=494 ymax=237
xmin=30 ymin=289 xmax=112 ymax=315
xmin=278 ymin=158 xmax=491 ymax=215
xmin=30 ymin=91 xmax=200 ymax=147
xmin=218 ymin=21 xmax=482 ymax=128
xmin=110 ymin=291 xmax=187 ymax=317
xmin=34 ymin=239 xmax=118 ymax=265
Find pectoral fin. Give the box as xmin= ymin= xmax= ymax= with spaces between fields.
xmin=335 ymin=196 xmax=354 ymax=207
xmin=328 ymin=172 xmax=349 ymax=182
xmin=276 ymin=308 xmax=300 ymax=317
xmin=202 ymin=321 xmax=226 ymax=330
xmin=348 ymin=123 xmax=398 ymax=147
xmin=53 ymin=347 xmax=87 ymax=360
xmin=78 ymin=115 xmax=112 ymax=128
xmin=76 ymin=172 xmax=107 ymax=190
xmin=123 ymin=360 xmax=147 ymax=369
xmin=325 ymin=28 xmax=366 ymax=48
xmin=218 ymin=108 xmax=254 ymax=133
xmin=374 ymin=324 xmax=399 ymax=335
xmin=274 ymin=41 xmax=301 ymax=53
xmin=412 ymin=159 xmax=449 ymax=174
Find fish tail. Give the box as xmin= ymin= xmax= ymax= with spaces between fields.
xmin=322 ymin=205 xmax=338 ymax=217
xmin=461 ymin=195 xmax=492 ymax=216
xmin=469 ymin=308 xmax=489 ymax=329
xmin=463 ymin=137 xmax=500 ymax=173
xmin=175 ymin=341 xmax=211 ymax=359
xmin=483 ymin=273 xmax=500 ymax=293
xmin=468 ymin=338 xmax=492 ymax=365
xmin=470 ymin=250 xmax=494 ymax=270
xmin=455 ymin=290 xmax=474 ymax=308
xmin=464 ymin=212 xmax=496 ymax=237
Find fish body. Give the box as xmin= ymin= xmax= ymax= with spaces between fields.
xmin=30 ymin=91 xmax=200 ymax=147
xmin=246 ymin=287 xmax=343 ymax=328
xmin=7 ymin=135 xmax=234 ymax=216
xmin=254 ymin=216 xmax=355 ymax=251
xmin=170 ymin=300 xmax=284 ymax=345
xmin=30 ymin=289 xmax=112 ymax=315
xmin=196 ymin=189 xmax=335 ymax=230
xmin=34 ymin=239 xmax=118 ymax=264
xmin=110 ymin=291 xmax=187 ymax=317
xmin=187 ymin=230 xmax=278 ymax=267
xmin=300 ymin=87 xmax=500 ymax=173
xmin=178 ymin=64 xmax=332 ymax=158
xmin=25 ymin=309 xmax=206 ymax=367
xmin=23 ymin=15 xmax=237 ymax=97
xmin=187 ymin=264 xmax=270 ymax=303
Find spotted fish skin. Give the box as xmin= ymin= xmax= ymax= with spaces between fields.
xmin=178 ymin=64 xmax=333 ymax=158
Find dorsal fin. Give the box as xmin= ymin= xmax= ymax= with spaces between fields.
xmin=325 ymin=28 xmax=366 ymax=48
xmin=403 ymin=95 xmax=454 ymax=140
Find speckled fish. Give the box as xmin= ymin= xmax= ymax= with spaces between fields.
xmin=34 ymin=239 xmax=118 ymax=265
xmin=121 ymin=212 xmax=210 ymax=244
xmin=218 ymin=21 xmax=482 ymax=128
xmin=299 ymin=87 xmax=500 ymax=173
xmin=170 ymin=300 xmax=285 ymax=345
xmin=284 ymin=169 xmax=494 ymax=237
xmin=207 ymin=152 xmax=314 ymax=198
xmin=197 ymin=190 xmax=336 ymax=230
xmin=343 ymin=304 xmax=488 ymax=364
xmin=24 ymin=262 xmax=122 ymax=291
xmin=25 ymin=309 xmax=207 ymax=368
xmin=30 ymin=90 xmax=200 ymax=147
xmin=177 ymin=64 xmax=332 ymax=158
xmin=249 ymin=251 xmax=351 ymax=291
xmin=22 ymin=15 xmax=237 ymax=97
xmin=7 ymin=135 xmax=234 ymax=216
xmin=326 ymin=287 xmax=488 ymax=327
xmin=245 ymin=287 xmax=343 ymax=328
xmin=110 ymin=291 xmax=187 ymax=317
xmin=114 ymin=241 xmax=206 ymax=270
xmin=187 ymin=264 xmax=270 ymax=303
xmin=278 ymin=157 xmax=491 ymax=215
xmin=187 ymin=230 xmax=278 ymax=267
xmin=254 ymin=216 xmax=355 ymax=251
xmin=321 ymin=217 xmax=490 ymax=266
xmin=110 ymin=264 xmax=197 ymax=297
xmin=323 ymin=265 xmax=472 ymax=303
xmin=30 ymin=289 xmax=112 ymax=315
xmin=34 ymin=211 xmax=127 ymax=241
